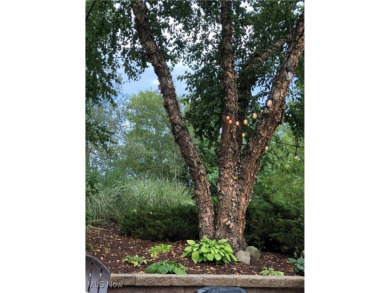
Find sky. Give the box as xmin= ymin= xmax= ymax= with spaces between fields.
xmin=116 ymin=61 xmax=266 ymax=105
xmin=118 ymin=63 xmax=191 ymax=99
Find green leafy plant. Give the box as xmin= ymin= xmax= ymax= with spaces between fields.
xmin=148 ymin=244 xmax=172 ymax=258
xmin=145 ymin=261 xmax=187 ymax=274
xmin=122 ymin=255 xmax=147 ymax=267
xmin=260 ymin=267 xmax=284 ymax=276
xmin=288 ymin=250 xmax=304 ymax=275
xmin=181 ymin=238 xmax=237 ymax=264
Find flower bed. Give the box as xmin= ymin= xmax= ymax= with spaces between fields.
xmin=86 ymin=223 xmax=299 ymax=276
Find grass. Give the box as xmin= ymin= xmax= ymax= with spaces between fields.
xmin=86 ymin=177 xmax=195 ymax=222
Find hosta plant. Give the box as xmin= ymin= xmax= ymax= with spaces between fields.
xmin=260 ymin=267 xmax=284 ymax=276
xmin=288 ymin=250 xmax=304 ymax=275
xmin=181 ymin=238 xmax=237 ymax=264
xmin=148 ymin=244 xmax=172 ymax=258
xmin=145 ymin=261 xmax=187 ymax=274
xmin=122 ymin=255 xmax=147 ymax=267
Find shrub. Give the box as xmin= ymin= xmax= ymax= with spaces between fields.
xmin=288 ymin=250 xmax=304 ymax=275
xmin=260 ymin=267 xmax=284 ymax=276
xmin=118 ymin=197 xmax=303 ymax=255
xmin=118 ymin=205 xmax=198 ymax=242
xmin=181 ymin=238 xmax=237 ymax=264
xmin=145 ymin=261 xmax=187 ymax=274
xmin=122 ymin=255 xmax=147 ymax=267
xmin=117 ymin=191 xmax=302 ymax=255
xmin=245 ymin=196 xmax=304 ymax=255
xmin=149 ymin=244 xmax=172 ymax=258
xmin=86 ymin=178 xmax=195 ymax=222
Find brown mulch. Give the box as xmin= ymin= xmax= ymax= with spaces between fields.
xmin=86 ymin=222 xmax=297 ymax=276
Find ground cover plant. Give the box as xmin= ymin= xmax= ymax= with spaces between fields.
xmin=181 ymin=238 xmax=237 ymax=264
xmin=260 ymin=267 xmax=284 ymax=276
xmin=149 ymin=244 xmax=172 ymax=258
xmin=145 ymin=261 xmax=187 ymax=274
xmin=289 ymin=251 xmax=305 ymax=275
xmin=122 ymin=255 xmax=147 ymax=267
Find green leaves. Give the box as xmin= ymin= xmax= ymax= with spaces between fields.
xmin=206 ymin=253 xmax=215 ymax=261
xmin=120 ymin=91 xmax=188 ymax=181
xmin=288 ymin=258 xmax=296 ymax=263
xmin=172 ymin=266 xmax=187 ymax=275
xmin=145 ymin=261 xmax=187 ymax=274
xmin=145 ymin=263 xmax=158 ymax=274
xmin=148 ymin=244 xmax=172 ymax=258
xmin=122 ymin=255 xmax=147 ymax=267
xmin=181 ymin=237 xmax=237 ymax=264
xmin=181 ymin=1 xmax=304 ymax=145
xmin=223 ymin=245 xmax=233 ymax=253
xmin=191 ymin=250 xmax=200 ymax=263
xmin=260 ymin=267 xmax=284 ymax=276
xmin=288 ymin=250 xmax=304 ymax=275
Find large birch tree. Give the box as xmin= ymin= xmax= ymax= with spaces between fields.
xmin=86 ymin=0 xmax=304 ymax=250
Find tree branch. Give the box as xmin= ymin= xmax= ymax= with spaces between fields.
xmin=131 ymin=0 xmax=215 ymax=238
xmin=241 ymin=33 xmax=292 ymax=74
xmin=235 ymin=33 xmax=293 ymax=149
xmin=236 ymin=11 xmax=305 ymax=238
xmin=236 ymin=33 xmax=293 ymax=121
xmin=242 ymin=12 xmax=304 ymax=167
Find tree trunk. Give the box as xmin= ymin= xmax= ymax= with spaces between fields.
xmin=131 ymin=0 xmax=215 ymax=239
xmin=214 ymin=0 xmax=241 ymax=250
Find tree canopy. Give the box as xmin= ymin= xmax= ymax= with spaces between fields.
xmin=86 ymin=0 xmax=304 ymax=148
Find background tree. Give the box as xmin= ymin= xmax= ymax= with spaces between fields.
xmin=116 ymin=91 xmax=188 ymax=181
xmin=86 ymin=0 xmax=120 ymax=151
xmin=87 ymin=91 xmax=189 ymax=182
xmin=86 ymin=0 xmax=304 ymax=250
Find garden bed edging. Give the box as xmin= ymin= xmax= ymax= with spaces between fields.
xmin=108 ymin=274 xmax=304 ymax=293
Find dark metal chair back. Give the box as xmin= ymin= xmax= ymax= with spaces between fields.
xmin=86 ymin=254 xmax=111 ymax=293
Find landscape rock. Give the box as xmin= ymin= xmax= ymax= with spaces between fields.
xmin=245 ymin=246 xmax=261 ymax=259
xmin=235 ymin=250 xmax=250 ymax=265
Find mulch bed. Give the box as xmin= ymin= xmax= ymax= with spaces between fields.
xmin=86 ymin=223 xmax=297 ymax=276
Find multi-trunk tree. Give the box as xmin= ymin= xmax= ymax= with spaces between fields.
xmin=86 ymin=0 xmax=304 ymax=250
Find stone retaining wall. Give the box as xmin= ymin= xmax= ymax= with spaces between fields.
xmin=108 ymin=274 xmax=304 ymax=293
